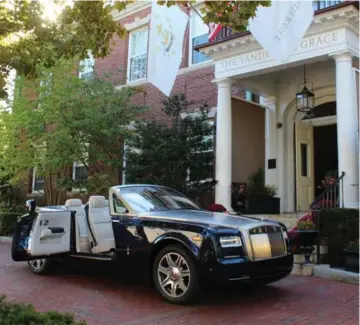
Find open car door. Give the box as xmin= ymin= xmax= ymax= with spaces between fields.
xmin=12 ymin=206 xmax=72 ymax=261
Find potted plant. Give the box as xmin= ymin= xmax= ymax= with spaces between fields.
xmin=244 ymin=168 xmax=280 ymax=214
xmin=294 ymin=220 xmax=319 ymax=264
xmin=343 ymin=240 xmax=359 ymax=272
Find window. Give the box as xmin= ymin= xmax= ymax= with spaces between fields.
xmin=37 ymin=72 xmax=53 ymax=109
xmin=245 ymin=91 xmax=260 ymax=104
xmin=79 ymin=51 xmax=94 ymax=80
xmin=189 ymin=9 xmax=211 ymax=65
xmin=300 ymin=143 xmax=308 ymax=177
xmin=32 ymin=168 xmax=45 ymax=193
xmin=312 ymin=1 xmax=342 ymax=11
xmin=72 ymin=161 xmax=88 ymax=190
xmin=120 ymin=186 xmax=200 ymax=213
xmin=128 ymin=28 xmax=148 ymax=82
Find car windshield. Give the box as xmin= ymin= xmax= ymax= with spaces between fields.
xmin=119 ymin=186 xmax=201 ymax=213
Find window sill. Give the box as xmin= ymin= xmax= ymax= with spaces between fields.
xmin=67 ymin=188 xmax=88 ymax=196
xmin=27 ymin=191 xmax=44 ymax=198
xmin=117 ymin=78 xmax=148 ymax=90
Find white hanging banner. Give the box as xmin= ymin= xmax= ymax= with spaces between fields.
xmin=249 ymin=1 xmax=314 ymax=63
xmin=147 ymin=2 xmax=189 ymax=97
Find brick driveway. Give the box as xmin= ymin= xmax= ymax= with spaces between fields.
xmin=0 ymin=243 xmax=358 ymax=325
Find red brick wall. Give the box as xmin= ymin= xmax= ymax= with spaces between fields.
xmin=94 ymin=7 xmax=244 ymax=123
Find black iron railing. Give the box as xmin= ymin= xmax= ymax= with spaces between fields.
xmin=309 ymin=171 xmax=345 ymax=264
xmin=310 ymin=171 xmax=345 ymax=211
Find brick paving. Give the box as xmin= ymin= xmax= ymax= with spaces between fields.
xmin=0 ymin=243 xmax=358 ymax=325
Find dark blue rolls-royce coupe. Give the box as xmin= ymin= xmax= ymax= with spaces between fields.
xmin=11 ymin=184 xmax=293 ymax=304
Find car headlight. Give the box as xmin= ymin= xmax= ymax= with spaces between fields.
xmin=220 ymin=236 xmax=242 ymax=248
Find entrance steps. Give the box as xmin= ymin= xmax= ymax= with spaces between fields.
xmin=246 ymin=212 xmax=307 ymax=229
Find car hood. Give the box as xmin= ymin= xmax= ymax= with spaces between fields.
xmin=138 ymin=209 xmax=277 ymax=230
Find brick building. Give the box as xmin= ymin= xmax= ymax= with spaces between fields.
xmin=25 ymin=1 xmax=265 ymax=207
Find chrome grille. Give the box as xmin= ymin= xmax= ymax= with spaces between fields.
xmin=249 ymin=225 xmax=285 ymax=260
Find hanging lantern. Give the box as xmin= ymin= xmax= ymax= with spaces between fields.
xmin=296 ymin=65 xmax=315 ymax=116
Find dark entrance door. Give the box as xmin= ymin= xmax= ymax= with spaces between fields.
xmin=313 ymin=124 xmax=338 ymax=197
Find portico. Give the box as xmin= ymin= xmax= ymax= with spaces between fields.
xmin=201 ymin=2 xmax=359 ymax=212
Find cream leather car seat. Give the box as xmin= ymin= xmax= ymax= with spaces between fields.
xmin=65 ymin=198 xmax=90 ymax=253
xmin=87 ymin=195 xmax=115 ymax=254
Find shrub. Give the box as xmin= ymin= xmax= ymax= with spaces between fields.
xmin=315 ymin=208 xmax=359 ymax=267
xmin=0 ymin=205 xmax=25 ymax=236
xmin=0 ymin=295 xmax=87 ymax=325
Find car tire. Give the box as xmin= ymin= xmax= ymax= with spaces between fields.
xmin=153 ymin=244 xmax=199 ymax=304
xmin=27 ymin=258 xmax=54 ymax=275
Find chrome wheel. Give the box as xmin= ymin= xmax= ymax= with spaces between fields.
xmin=157 ymin=252 xmax=191 ymax=298
xmin=29 ymin=259 xmax=46 ymax=270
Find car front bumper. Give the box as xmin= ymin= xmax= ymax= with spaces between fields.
xmin=207 ymin=253 xmax=294 ymax=283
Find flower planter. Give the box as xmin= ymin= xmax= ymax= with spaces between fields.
xmin=245 ymin=196 xmax=280 ymax=214
xmin=343 ymin=250 xmax=359 ymax=272
xmin=294 ymin=230 xmax=318 ymax=264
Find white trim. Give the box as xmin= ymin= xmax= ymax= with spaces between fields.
xmin=180 ymin=106 xmax=217 ymax=119
xmin=31 ymin=167 xmax=44 ymax=195
xmin=124 ymin=15 xmax=150 ymax=31
xmin=178 ymin=60 xmax=214 ymax=75
xmin=71 ymin=161 xmax=88 ymax=193
xmin=127 ymin=26 xmax=149 ymax=84
xmin=188 ymin=8 xmax=212 ymax=67
xmin=300 ymin=115 xmax=337 ymax=126
xmin=111 ymin=1 xmax=152 ymax=21
xmin=232 ymin=95 xmax=266 ymax=110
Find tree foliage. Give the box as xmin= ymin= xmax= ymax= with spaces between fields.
xmin=1 ymin=0 xmax=270 ymax=98
xmin=0 ymin=0 xmax=128 ymax=98
xmin=125 ymin=94 xmax=216 ymax=203
xmin=0 ymin=60 xmax=144 ymax=205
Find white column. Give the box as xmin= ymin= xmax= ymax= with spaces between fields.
xmin=215 ymin=78 xmax=232 ymax=210
xmin=261 ymin=96 xmax=278 ymax=188
xmin=333 ymin=52 xmax=359 ymax=208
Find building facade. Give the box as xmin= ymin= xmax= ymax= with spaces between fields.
xmin=26 ymin=1 xmax=265 ymax=207
xmin=198 ymin=1 xmax=359 ymax=213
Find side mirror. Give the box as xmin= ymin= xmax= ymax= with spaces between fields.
xmin=25 ymin=199 xmax=36 ymax=213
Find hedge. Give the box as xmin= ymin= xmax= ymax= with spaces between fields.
xmin=315 ymin=208 xmax=359 ymax=267
xmin=0 ymin=206 xmax=24 ymax=236
xmin=0 ymin=295 xmax=87 ymax=325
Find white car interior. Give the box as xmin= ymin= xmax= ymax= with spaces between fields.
xmin=28 ymin=208 xmax=72 ymax=256
xmin=65 ymin=199 xmax=90 ymax=253
xmin=87 ymin=195 xmax=115 ymax=254
xmin=27 ymin=195 xmax=115 ymax=257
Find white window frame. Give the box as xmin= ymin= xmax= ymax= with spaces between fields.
xmin=245 ymin=91 xmax=262 ymax=104
xmin=72 ymin=161 xmax=88 ymax=192
xmin=31 ymin=167 xmax=45 ymax=194
xmin=127 ymin=26 xmax=149 ymax=84
xmin=71 ymin=142 xmax=89 ymax=192
xmin=79 ymin=50 xmax=94 ymax=80
xmin=188 ymin=8 xmax=212 ymax=67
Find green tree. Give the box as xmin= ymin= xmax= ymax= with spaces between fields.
xmin=1 ymin=0 xmax=269 ymax=98
xmin=0 ymin=60 xmax=145 ymax=205
xmin=125 ymin=94 xmax=216 ymax=203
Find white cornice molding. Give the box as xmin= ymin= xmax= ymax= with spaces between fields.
xmin=111 ymin=1 xmax=152 ymax=21
xmin=124 ymin=14 xmax=150 ymax=31
xmin=200 ymin=5 xmax=359 ymax=60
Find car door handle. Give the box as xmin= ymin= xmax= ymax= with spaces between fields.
xmin=48 ymin=227 xmax=64 ymax=234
